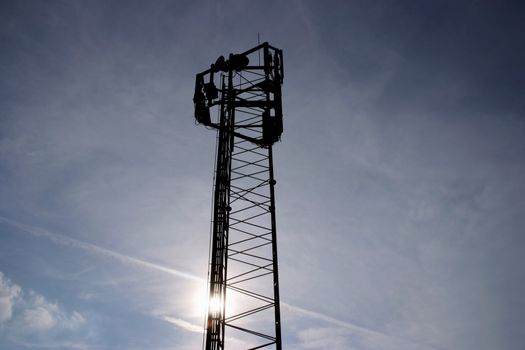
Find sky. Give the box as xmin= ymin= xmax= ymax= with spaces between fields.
xmin=1 ymin=0 xmax=525 ymax=349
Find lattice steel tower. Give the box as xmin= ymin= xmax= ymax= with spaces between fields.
xmin=193 ymin=42 xmax=284 ymax=350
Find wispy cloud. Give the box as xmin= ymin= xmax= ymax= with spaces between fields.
xmin=0 ymin=271 xmax=21 ymax=323
xmin=297 ymin=327 xmax=351 ymax=350
xmin=283 ymin=302 xmax=389 ymax=338
xmin=161 ymin=316 xmax=202 ymax=333
xmin=13 ymin=294 xmax=85 ymax=334
xmin=0 ymin=216 xmax=203 ymax=282
xmin=282 ymin=303 xmax=447 ymax=350
xmin=0 ymin=272 xmax=85 ymax=343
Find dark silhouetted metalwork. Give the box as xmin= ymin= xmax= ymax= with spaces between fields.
xmin=194 ymin=42 xmax=284 ymax=350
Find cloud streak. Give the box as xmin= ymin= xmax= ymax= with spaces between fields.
xmin=282 ymin=303 xmax=448 ymax=350
xmin=161 ymin=316 xmax=202 ymax=333
xmin=0 ymin=216 xmax=203 ymax=283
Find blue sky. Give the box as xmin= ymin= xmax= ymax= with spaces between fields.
xmin=1 ymin=1 xmax=524 ymax=349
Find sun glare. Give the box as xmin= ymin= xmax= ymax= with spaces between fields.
xmin=194 ymin=283 xmax=237 ymax=320
xmin=208 ymin=296 xmax=223 ymax=313
xmin=199 ymin=291 xmax=236 ymax=318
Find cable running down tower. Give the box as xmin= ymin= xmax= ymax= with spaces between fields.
xmin=193 ymin=42 xmax=284 ymax=350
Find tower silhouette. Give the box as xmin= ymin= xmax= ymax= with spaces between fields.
xmin=194 ymin=42 xmax=284 ymax=350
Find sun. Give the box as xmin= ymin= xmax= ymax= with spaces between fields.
xmin=208 ymin=296 xmax=223 ymax=314
xmin=197 ymin=290 xmax=236 ymax=320
xmin=192 ymin=284 xmax=225 ymax=318
xmin=193 ymin=282 xmax=237 ymax=321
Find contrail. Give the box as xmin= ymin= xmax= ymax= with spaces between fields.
xmin=1 ymin=216 xmax=446 ymax=350
xmin=282 ymin=302 xmax=391 ymax=338
xmin=0 ymin=216 xmax=203 ymax=282
xmin=281 ymin=303 xmax=447 ymax=350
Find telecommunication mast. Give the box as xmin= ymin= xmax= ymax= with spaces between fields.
xmin=193 ymin=42 xmax=284 ymax=350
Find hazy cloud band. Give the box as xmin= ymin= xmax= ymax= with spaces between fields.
xmin=1 ymin=216 xmax=445 ymax=349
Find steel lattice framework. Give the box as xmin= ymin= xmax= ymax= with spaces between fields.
xmin=193 ymin=42 xmax=284 ymax=350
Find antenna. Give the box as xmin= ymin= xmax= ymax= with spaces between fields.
xmin=258 ymin=33 xmax=261 ymax=65
xmin=193 ymin=43 xmax=285 ymax=350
